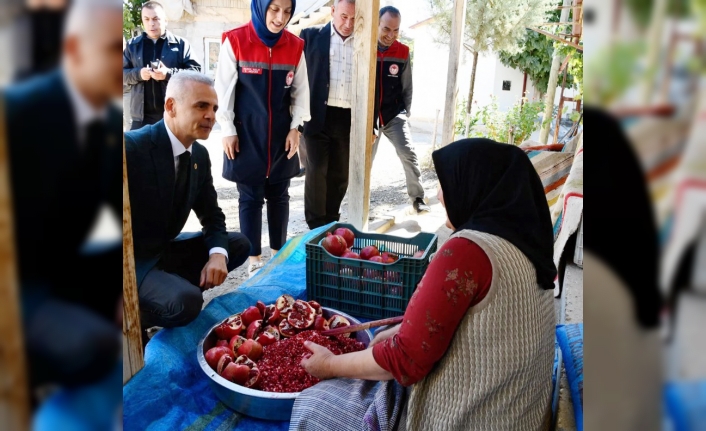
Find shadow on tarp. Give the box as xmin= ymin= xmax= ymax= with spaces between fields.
xmin=123 ymin=224 xmax=336 ymax=431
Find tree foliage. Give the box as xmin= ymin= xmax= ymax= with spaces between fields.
xmin=123 ymin=0 xmax=143 ymax=40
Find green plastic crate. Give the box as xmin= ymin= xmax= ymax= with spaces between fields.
xmin=306 ymin=223 xmax=438 ymax=319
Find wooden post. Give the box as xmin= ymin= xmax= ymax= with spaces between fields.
xmin=123 ymin=139 xmax=144 ymax=384
xmin=347 ymin=0 xmax=380 ymax=231
xmin=441 ymin=0 xmax=467 ymax=147
xmin=553 ymin=69 xmax=568 ymax=144
xmin=0 ymin=93 xmax=30 ymax=431
xmin=431 ymin=109 xmax=440 ymax=149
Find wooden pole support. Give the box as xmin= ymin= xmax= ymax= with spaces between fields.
xmin=0 ymin=91 xmax=30 ymax=431
xmin=347 ymin=0 xmax=380 ymax=231
xmin=123 ymin=138 xmax=144 ymax=384
xmin=440 ymin=0 xmax=467 ymax=147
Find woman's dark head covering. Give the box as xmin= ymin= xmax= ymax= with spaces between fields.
xmin=584 ymin=107 xmax=662 ymax=328
xmin=251 ymin=0 xmax=296 ymax=48
xmin=432 ymin=138 xmax=557 ymax=290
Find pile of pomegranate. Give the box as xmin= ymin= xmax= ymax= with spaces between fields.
xmin=204 ymin=294 xmax=365 ymax=392
xmin=321 ymin=227 xmax=426 ymax=263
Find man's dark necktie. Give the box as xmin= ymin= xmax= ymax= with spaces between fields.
xmin=168 ymin=151 xmax=191 ymax=236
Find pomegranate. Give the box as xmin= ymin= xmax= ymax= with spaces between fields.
xmin=342 ymin=250 xmax=360 ymax=259
xmin=308 ymin=300 xmax=323 ymax=315
xmin=216 ymin=353 xmax=234 ymax=374
xmin=237 ymin=339 xmax=263 ymax=360
xmin=255 ymin=300 xmax=267 ymax=316
xmin=413 ymin=249 xmax=425 ymax=258
xmin=287 ymin=300 xmax=316 ymax=329
xmin=246 ymin=320 xmax=262 ymax=340
xmin=322 ymin=233 xmax=348 ymax=257
xmin=314 ymin=315 xmax=329 ymax=331
xmin=205 ymin=346 xmax=232 ymax=370
xmin=233 ymin=355 xmax=260 ymax=388
xmin=278 ymin=319 xmax=298 ymax=337
xmin=242 ymin=306 xmax=263 ymax=327
xmin=360 ymin=245 xmax=380 ymax=261
xmin=214 ymin=314 xmax=243 ymax=339
xmin=256 ymin=325 xmax=280 ymax=346
xmin=221 ymin=362 xmax=250 ymax=385
xmin=334 ymin=227 xmax=355 ymax=248
xmin=369 ymin=256 xmax=384 ymax=263
xmin=228 ymin=335 xmax=247 ymax=356
xmin=381 ymin=252 xmax=399 ymax=263
xmin=264 ymin=303 xmax=282 ymax=324
xmin=216 ymin=340 xmax=228 ymax=348
xmin=276 ymin=294 xmax=295 ymax=315
xmin=328 ymin=315 xmax=351 ymax=337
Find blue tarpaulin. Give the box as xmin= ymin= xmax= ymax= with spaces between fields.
xmin=123 ymin=225 xmax=335 ymax=430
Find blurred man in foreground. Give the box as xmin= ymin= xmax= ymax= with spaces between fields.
xmin=3 ymin=0 xmax=123 ymax=425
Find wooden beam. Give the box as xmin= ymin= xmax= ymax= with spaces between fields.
xmin=123 ymin=138 xmax=144 ymax=384
xmin=0 ymin=90 xmax=30 ymax=431
xmin=441 ymin=0 xmax=467 ymax=147
xmin=527 ymin=27 xmax=583 ymax=51
xmin=347 ymin=0 xmax=379 ymax=231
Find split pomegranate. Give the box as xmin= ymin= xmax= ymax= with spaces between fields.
xmin=308 ymin=300 xmax=323 ymax=315
xmin=360 ymin=245 xmax=380 ymax=260
xmin=328 ymin=315 xmax=351 ymax=337
xmin=276 ymin=294 xmax=295 ymax=315
xmin=263 ymin=303 xmax=282 ymax=324
xmin=241 ymin=306 xmax=263 ymax=327
xmin=237 ymin=339 xmax=263 ymax=361
xmin=334 ymin=227 xmax=355 ymax=248
xmin=256 ymin=325 xmax=280 ymax=346
xmin=233 ymin=355 xmax=260 ymax=388
xmin=313 ymin=315 xmax=329 ymax=331
xmin=278 ymin=319 xmax=298 ymax=337
xmin=221 ymin=362 xmax=250 ymax=385
xmin=216 ymin=353 xmax=234 ymax=374
xmin=246 ymin=320 xmax=262 ymax=340
xmin=228 ymin=335 xmax=247 ymax=356
xmin=322 ymin=233 xmax=348 ymax=257
xmin=287 ymin=300 xmax=316 ymax=329
xmin=214 ymin=314 xmax=243 ymax=339
xmin=255 ymin=300 xmax=267 ymax=316
xmin=205 ymin=346 xmax=232 ymax=370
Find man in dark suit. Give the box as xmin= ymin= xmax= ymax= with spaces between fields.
xmin=4 ymin=0 xmax=123 ymax=397
xmin=125 ymin=71 xmax=250 ymax=331
xmin=300 ymin=0 xmax=356 ymax=229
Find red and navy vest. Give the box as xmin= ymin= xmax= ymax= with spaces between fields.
xmin=374 ymin=41 xmax=410 ymax=128
xmin=222 ymin=22 xmax=304 ymax=185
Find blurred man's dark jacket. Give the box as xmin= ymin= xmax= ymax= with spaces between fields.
xmin=3 ymin=69 xmax=122 ymax=388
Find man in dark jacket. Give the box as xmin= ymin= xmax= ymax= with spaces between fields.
xmin=123 ymin=1 xmax=200 ymax=130
xmin=372 ymin=6 xmax=429 ymax=213
xmin=300 ymin=0 xmax=356 ymax=229
xmin=125 ymin=71 xmax=250 ymax=331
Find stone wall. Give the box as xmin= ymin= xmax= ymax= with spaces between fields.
xmin=169 ymin=1 xmax=251 ymax=77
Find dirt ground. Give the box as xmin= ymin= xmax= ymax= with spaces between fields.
xmin=180 ymin=119 xmax=442 ymax=306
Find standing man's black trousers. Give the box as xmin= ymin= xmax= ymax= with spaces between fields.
xmin=304 ymin=106 xmax=351 ymax=229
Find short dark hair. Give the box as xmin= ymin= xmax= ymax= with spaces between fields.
xmin=379 ymin=6 xmax=401 ymax=19
xmin=142 ymin=1 xmax=164 ymax=12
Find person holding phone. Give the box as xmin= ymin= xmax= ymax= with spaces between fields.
xmin=123 ymin=1 xmax=201 ymax=130
xmin=215 ymin=0 xmax=310 ymax=278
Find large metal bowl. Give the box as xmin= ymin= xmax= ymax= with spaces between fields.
xmin=197 ymin=307 xmax=372 ymax=421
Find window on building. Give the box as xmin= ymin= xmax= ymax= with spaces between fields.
xmin=502 ymin=80 xmax=511 ymax=91
xmin=204 ymin=38 xmax=220 ymax=77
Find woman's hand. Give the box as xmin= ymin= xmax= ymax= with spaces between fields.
xmin=368 ymin=324 xmax=401 ymax=348
xmin=300 ymin=341 xmax=335 ymax=380
xmin=285 ymin=128 xmax=300 ymax=160
xmin=222 ymin=135 xmax=239 ymax=160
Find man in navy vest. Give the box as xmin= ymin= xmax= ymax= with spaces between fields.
xmin=372 ymin=6 xmax=430 ymax=214
xmin=300 ymin=0 xmax=356 ymax=229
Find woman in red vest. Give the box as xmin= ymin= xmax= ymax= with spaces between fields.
xmin=215 ymin=0 xmax=310 ymax=277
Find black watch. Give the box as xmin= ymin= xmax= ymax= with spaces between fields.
xmin=297 ymin=125 xmax=304 ymax=134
